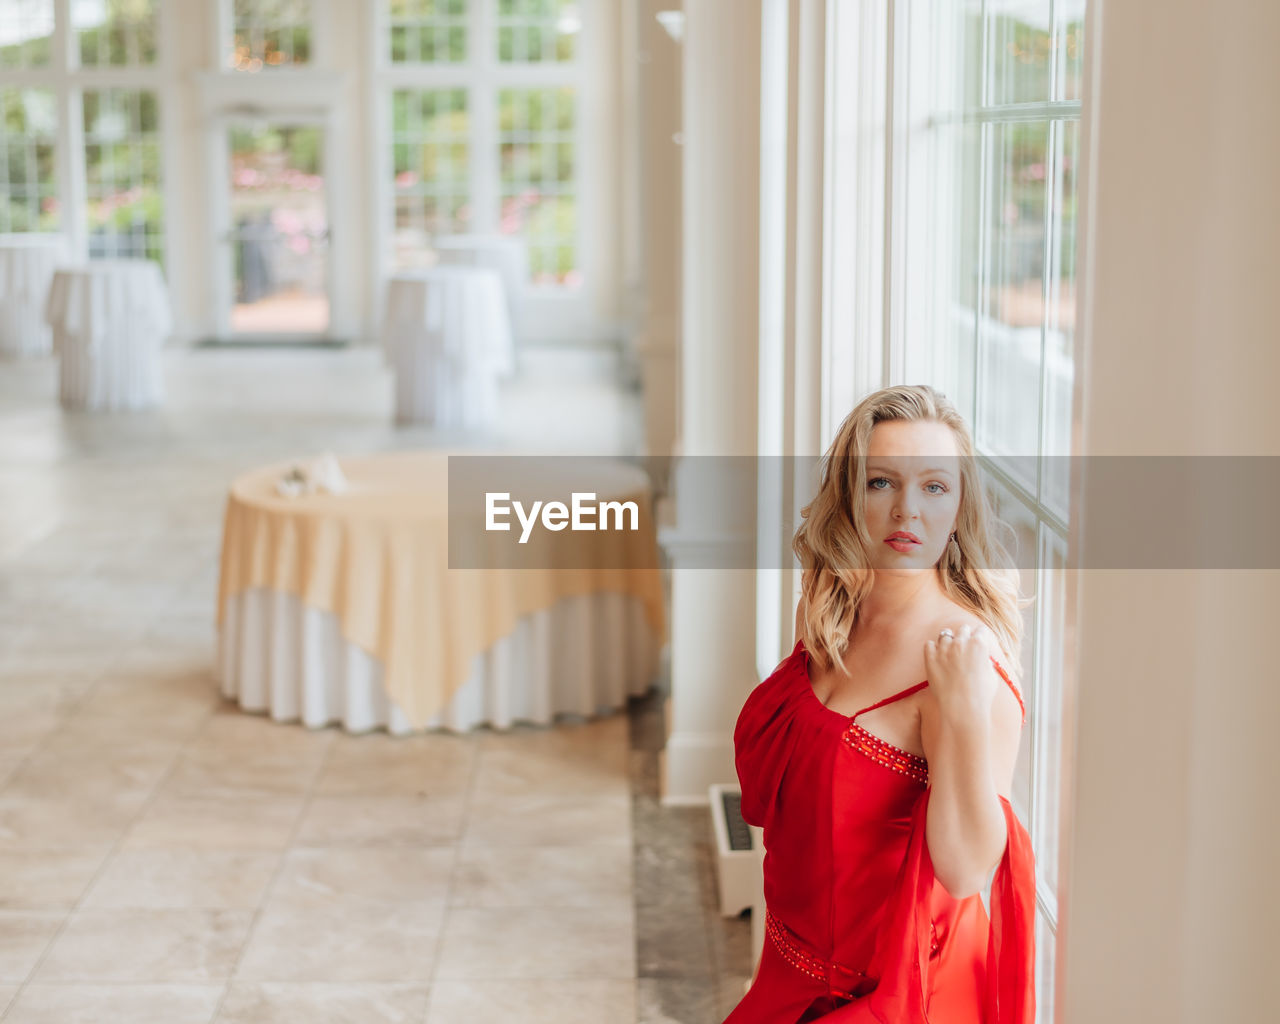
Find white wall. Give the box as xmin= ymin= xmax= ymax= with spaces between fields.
xmin=1061 ymin=1 xmax=1280 ymax=1020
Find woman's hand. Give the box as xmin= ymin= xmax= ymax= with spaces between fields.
xmin=923 ymin=623 xmax=1000 ymax=726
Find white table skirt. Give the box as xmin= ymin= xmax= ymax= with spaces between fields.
xmin=45 ymin=260 xmax=172 ymax=411
xmin=432 ymin=233 xmax=529 ymax=335
xmin=382 ymin=266 xmax=515 ymax=429
xmin=0 ymin=234 xmax=69 ymax=358
xmin=217 ymin=588 xmax=662 ymax=734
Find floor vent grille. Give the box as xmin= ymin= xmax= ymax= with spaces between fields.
xmin=710 ymin=783 xmax=760 ymax=918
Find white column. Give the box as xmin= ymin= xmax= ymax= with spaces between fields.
xmin=660 ymin=0 xmax=762 ymax=805
xmin=630 ymin=0 xmax=685 ymax=468
xmin=1061 ymin=1 xmax=1280 ymax=1021
xmin=751 ymin=0 xmax=824 ymax=968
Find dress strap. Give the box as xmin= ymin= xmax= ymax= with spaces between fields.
xmin=850 ymin=681 xmax=929 ymax=722
xmin=851 ymin=656 xmax=1026 ymax=724
xmin=991 ymin=657 xmax=1027 ymax=725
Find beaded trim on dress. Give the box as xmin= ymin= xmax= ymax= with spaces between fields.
xmin=765 ymin=909 xmax=940 ymax=999
xmin=842 ymin=722 xmax=930 ymax=785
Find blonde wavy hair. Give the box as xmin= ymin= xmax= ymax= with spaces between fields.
xmin=794 ymin=384 xmax=1031 ymax=678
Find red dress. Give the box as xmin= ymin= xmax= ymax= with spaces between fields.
xmin=723 ymin=639 xmax=1037 ymax=1024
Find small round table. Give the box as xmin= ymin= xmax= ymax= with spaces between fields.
xmin=215 ymin=451 xmax=666 ymax=734
xmin=382 ymin=266 xmax=515 ymax=429
xmin=0 ymin=233 xmax=70 ymax=358
xmin=44 ymin=260 xmax=171 ymax=411
xmin=431 ymin=233 xmax=529 ymax=330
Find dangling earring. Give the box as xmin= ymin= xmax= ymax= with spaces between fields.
xmin=946 ymin=531 xmax=962 ymax=572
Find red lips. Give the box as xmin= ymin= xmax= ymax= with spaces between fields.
xmin=886 ymin=531 xmax=920 ymax=543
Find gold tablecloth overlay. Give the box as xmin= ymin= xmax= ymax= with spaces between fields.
xmin=216 ymin=451 xmax=667 ymax=728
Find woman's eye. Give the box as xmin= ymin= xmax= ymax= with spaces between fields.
xmin=868 ymin=477 xmax=947 ymax=494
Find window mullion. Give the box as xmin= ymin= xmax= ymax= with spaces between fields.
xmin=213 ymin=0 xmax=229 ymax=71
xmin=979 ymin=0 xmax=988 ymax=107
xmin=1047 ymin=0 xmax=1058 ymax=101
xmin=1035 ymin=117 xmax=1057 ymax=503
xmin=880 ymin=0 xmax=897 ymax=388
xmin=50 ymin=0 xmax=86 ymax=257
xmin=471 ymin=1 xmax=498 ymax=236
xmin=970 ymin=121 xmax=988 ymax=431
xmin=310 ymin=0 xmax=330 ymax=68
xmin=50 ymin=0 xmax=71 ymax=72
xmin=62 ymin=85 xmax=87 ymax=260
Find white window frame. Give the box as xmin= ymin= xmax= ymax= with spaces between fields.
xmin=196 ymin=0 xmax=352 ymax=342
xmin=367 ymin=0 xmax=614 ymax=346
xmin=0 ymin=0 xmax=180 ymax=276
xmin=205 ymin=106 xmax=342 ymax=341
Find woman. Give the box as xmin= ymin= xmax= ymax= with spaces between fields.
xmin=724 ymin=385 xmax=1037 ymax=1023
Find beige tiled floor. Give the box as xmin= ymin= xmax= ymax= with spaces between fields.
xmin=0 ymin=347 xmax=647 ymax=1023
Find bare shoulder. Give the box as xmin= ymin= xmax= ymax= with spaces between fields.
xmin=930 ymin=603 xmax=1023 ymax=691
xmin=926 ymin=604 xmax=986 ymax=644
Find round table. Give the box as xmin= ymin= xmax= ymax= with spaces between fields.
xmin=215 ymin=451 xmax=666 ymax=734
xmin=382 ymin=266 xmax=515 ymax=429
xmin=432 ymin=233 xmax=529 ymax=331
xmin=44 ymin=260 xmax=171 ymax=411
xmin=0 ymin=233 xmax=70 ymax=358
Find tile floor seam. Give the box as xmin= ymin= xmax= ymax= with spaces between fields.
xmin=419 ymin=731 xmax=483 ymax=1024
xmin=2 ymin=606 xmax=144 ymax=766
xmin=204 ymin=719 xmax=337 ymax=1023
xmin=1 ymin=683 xmax=220 ymax=1014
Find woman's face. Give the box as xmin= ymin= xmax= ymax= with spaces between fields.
xmin=860 ymin=419 xmax=963 ymax=574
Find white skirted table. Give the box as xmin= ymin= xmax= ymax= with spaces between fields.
xmin=0 ymin=233 xmax=69 ymax=358
xmin=44 ymin=260 xmax=171 ymax=411
xmin=215 ymin=451 xmax=666 ymax=734
xmin=382 ymin=266 xmax=515 ymax=428
xmin=432 ymin=233 xmax=529 ymax=331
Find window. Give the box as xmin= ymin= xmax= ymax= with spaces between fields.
xmin=496 ymin=0 xmax=579 ymax=63
xmin=388 ymin=0 xmax=467 ymax=64
xmin=827 ymin=1 xmax=1084 ymax=1018
xmin=0 ymin=1 xmax=167 ymax=262
xmin=0 ymin=0 xmax=54 ymax=69
xmin=392 ymin=87 xmax=471 ymax=266
xmin=72 ymin=0 xmax=159 ymax=67
xmin=0 ymin=88 xmax=58 ymax=232
xmin=83 ymin=88 xmax=164 ymax=262
xmin=229 ymin=0 xmax=313 ymax=70
xmin=378 ymin=0 xmax=584 ymax=287
xmin=498 ymin=86 xmax=577 ymax=285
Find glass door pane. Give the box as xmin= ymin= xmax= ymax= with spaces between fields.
xmin=976 ymin=118 xmax=1048 ymax=480
xmin=226 ymin=122 xmax=329 ymax=338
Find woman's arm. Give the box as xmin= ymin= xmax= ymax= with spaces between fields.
xmin=918 ymin=627 xmax=1023 ymax=899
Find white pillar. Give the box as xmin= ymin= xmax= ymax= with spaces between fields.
xmin=660 ymin=0 xmax=762 ymax=805
xmin=631 ymin=0 xmax=685 ymax=469
xmin=1061 ymin=2 xmax=1280 ymax=1021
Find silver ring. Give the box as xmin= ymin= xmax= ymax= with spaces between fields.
xmin=938 ymin=628 xmax=955 ymax=639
